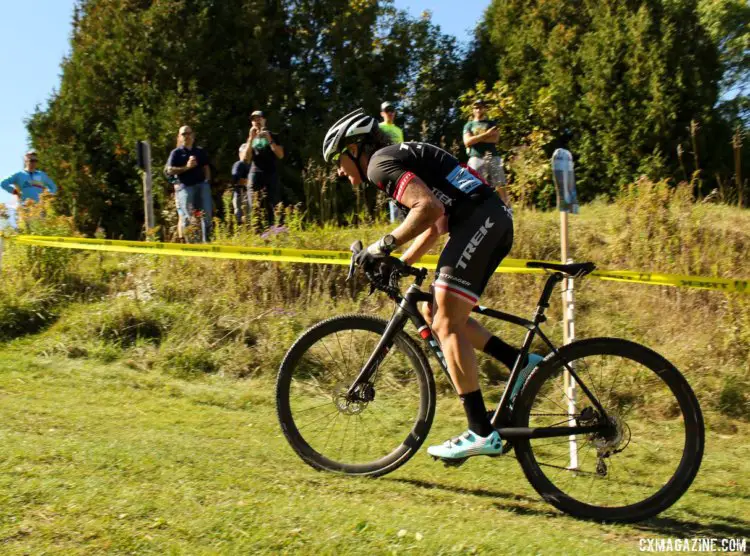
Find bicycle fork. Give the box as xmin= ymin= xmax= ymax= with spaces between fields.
xmin=345 ymin=285 xmax=455 ymax=399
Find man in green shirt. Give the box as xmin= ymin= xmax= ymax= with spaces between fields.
xmin=463 ymin=99 xmax=509 ymax=204
xmin=379 ymin=101 xmax=405 ymax=222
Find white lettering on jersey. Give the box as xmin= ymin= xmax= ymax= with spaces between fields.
xmin=431 ymin=188 xmax=453 ymax=206
xmin=445 ymin=165 xmax=482 ymax=194
xmin=456 ymin=217 xmax=494 ymax=269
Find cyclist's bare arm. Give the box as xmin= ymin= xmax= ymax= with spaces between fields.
xmin=390 ymin=175 xmax=443 ymax=248
xmin=400 ymin=214 xmax=448 ymax=265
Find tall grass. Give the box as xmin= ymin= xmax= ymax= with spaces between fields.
xmin=2 ymin=178 xmax=748 ymax=420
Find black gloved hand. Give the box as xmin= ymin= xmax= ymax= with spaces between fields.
xmin=354 ymin=236 xmax=395 ymax=269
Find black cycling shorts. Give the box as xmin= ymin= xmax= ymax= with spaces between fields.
xmin=433 ymin=195 xmax=513 ymax=305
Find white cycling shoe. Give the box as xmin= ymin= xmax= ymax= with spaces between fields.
xmin=427 ymin=429 xmax=503 ymax=460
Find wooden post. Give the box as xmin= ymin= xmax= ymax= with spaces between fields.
xmin=137 ymin=140 xmax=155 ymax=234
xmin=560 ymin=211 xmax=578 ymax=470
xmin=143 ymin=142 xmax=155 ymax=232
xmin=552 ymin=148 xmax=579 ymax=470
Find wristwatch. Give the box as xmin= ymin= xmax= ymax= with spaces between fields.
xmin=380 ymin=234 xmax=396 ymax=254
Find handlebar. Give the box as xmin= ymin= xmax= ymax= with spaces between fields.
xmin=348 ymin=240 xmax=428 ymax=298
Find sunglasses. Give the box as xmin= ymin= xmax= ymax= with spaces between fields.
xmin=180 ymin=131 xmax=193 ymax=136
xmin=331 ymin=147 xmax=351 ymax=165
xmin=28 ymin=158 xmax=39 ymax=162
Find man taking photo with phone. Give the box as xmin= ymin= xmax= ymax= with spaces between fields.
xmin=240 ymin=110 xmax=284 ymax=228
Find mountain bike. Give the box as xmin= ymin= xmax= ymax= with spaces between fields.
xmin=276 ymin=242 xmax=704 ymax=522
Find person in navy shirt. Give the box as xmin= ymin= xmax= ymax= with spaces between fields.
xmin=166 ymin=125 xmax=213 ymax=241
xmin=231 ymin=146 xmax=251 ymax=225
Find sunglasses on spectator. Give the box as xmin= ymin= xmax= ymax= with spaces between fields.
xmin=181 ymin=131 xmax=193 ymax=136
xmin=28 ymin=159 xmax=39 ymax=163
xmin=331 ymin=147 xmax=351 ymax=165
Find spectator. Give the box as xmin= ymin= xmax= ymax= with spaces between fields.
xmin=1 ymin=150 xmax=57 ymax=203
xmin=165 ymin=125 xmax=212 ymax=242
xmin=231 ymin=144 xmax=251 ymax=225
xmin=240 ymin=110 xmax=284 ymax=228
xmin=463 ymin=99 xmax=509 ymax=204
xmin=379 ymin=101 xmax=405 ymax=223
xmin=163 ymin=169 xmax=186 ymax=241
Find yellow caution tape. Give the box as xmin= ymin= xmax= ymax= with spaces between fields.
xmin=7 ymin=235 xmax=749 ymax=294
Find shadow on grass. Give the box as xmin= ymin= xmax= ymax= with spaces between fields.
xmin=691 ymin=486 xmax=750 ymax=501
xmin=389 ymin=477 xmax=539 ymax=504
xmin=388 ymin=477 xmax=561 ymax=518
xmin=635 ymin=515 xmax=750 ymax=539
xmin=390 ymin=478 xmax=750 ymax=536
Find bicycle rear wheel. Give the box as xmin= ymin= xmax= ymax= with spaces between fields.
xmin=276 ymin=314 xmax=435 ymax=477
xmin=513 ymin=338 xmax=704 ymax=522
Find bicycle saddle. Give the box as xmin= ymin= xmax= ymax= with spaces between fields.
xmin=526 ymin=260 xmax=596 ymax=277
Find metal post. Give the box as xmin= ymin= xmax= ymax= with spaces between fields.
xmin=139 ymin=141 xmax=155 ymax=233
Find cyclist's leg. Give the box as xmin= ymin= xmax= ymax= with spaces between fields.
xmin=431 ymin=288 xmax=480 ymax=394
xmin=421 ymin=292 xmax=493 ymax=352
xmin=427 ymin=199 xmax=515 ymax=458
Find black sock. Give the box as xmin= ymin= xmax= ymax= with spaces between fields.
xmin=459 ymin=389 xmax=493 ymax=437
xmin=483 ymin=336 xmax=526 ymax=371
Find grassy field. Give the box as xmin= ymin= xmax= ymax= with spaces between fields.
xmin=1 ymin=183 xmax=749 ymax=553
xmin=1 ymin=345 xmax=748 ymax=555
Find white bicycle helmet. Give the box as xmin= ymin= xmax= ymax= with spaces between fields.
xmin=322 ymin=108 xmax=377 ymax=162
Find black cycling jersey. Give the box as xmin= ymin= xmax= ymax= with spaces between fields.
xmin=367 ymin=142 xmax=496 ymax=220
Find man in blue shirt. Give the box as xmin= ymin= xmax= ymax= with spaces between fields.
xmin=1 ymin=150 xmax=57 ymax=203
xmin=165 ymin=125 xmax=213 ymax=242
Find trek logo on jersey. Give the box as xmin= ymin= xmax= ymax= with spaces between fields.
xmin=446 ymin=165 xmax=482 ymax=194
xmin=456 ymin=217 xmax=494 ymax=269
xmin=431 ymin=188 xmax=453 ymax=206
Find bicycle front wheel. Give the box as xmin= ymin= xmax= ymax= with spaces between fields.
xmin=513 ymin=338 xmax=704 ymax=522
xmin=276 ymin=314 xmax=435 ymax=477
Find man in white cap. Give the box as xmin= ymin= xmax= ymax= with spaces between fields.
xmin=240 ymin=110 xmax=284 ymax=227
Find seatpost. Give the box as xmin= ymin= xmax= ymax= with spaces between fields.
xmin=534 ymin=272 xmax=564 ymax=324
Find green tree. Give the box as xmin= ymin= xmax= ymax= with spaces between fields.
xmin=28 ymin=0 xmax=464 ymax=236
xmin=468 ymin=0 xmax=729 ymax=200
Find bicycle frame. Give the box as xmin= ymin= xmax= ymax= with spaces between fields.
xmin=346 ymin=270 xmax=614 ymax=441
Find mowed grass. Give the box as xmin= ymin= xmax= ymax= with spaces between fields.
xmin=1 ymin=347 xmax=748 ymax=555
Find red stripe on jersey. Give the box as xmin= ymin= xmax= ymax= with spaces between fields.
xmin=433 ymin=283 xmax=478 ymax=304
xmin=459 ymin=162 xmax=489 ymax=186
xmin=394 ymin=171 xmax=415 ymax=202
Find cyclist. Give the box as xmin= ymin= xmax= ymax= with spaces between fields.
xmin=323 ymin=108 xmax=543 ymax=461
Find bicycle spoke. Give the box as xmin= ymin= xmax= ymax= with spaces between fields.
xmin=283 ymin=320 xmax=429 ymax=469
xmin=522 ymin=348 xmax=695 ymax=514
